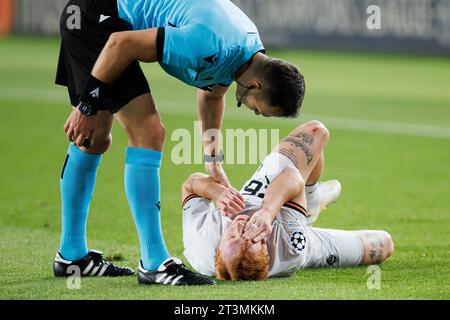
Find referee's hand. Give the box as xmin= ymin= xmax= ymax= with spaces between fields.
xmin=64 ymin=109 xmax=96 ymax=149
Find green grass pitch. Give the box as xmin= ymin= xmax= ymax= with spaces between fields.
xmin=0 ymin=37 xmax=449 ymax=299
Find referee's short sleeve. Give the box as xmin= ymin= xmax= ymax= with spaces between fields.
xmin=160 ymin=24 xmax=218 ymax=69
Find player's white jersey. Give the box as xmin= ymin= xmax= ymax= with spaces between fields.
xmin=182 ymin=194 xmax=311 ymax=277
xmin=182 ymin=195 xmax=228 ymax=276
xmin=182 ymin=194 xmax=364 ymax=277
xmin=182 ymin=152 xmax=364 ymax=277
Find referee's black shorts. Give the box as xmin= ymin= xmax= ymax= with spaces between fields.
xmin=55 ymin=0 xmax=150 ymax=113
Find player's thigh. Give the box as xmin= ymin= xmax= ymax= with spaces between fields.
xmin=114 ymin=93 xmax=165 ymax=150
xmin=274 ymin=120 xmax=329 ymax=180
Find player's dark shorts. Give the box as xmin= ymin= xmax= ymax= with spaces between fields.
xmin=55 ymin=0 xmax=150 ymax=113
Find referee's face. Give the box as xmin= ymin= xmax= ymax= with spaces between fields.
xmin=238 ymin=90 xmax=284 ymax=118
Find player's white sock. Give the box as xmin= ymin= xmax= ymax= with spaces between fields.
xmin=306 ymin=182 xmax=318 ymax=195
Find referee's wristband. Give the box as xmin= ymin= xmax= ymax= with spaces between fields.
xmin=204 ymin=151 xmax=224 ymax=163
xmin=79 ymin=75 xmax=109 ymax=111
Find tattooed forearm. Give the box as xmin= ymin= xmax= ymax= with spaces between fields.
xmin=282 ymin=136 xmax=314 ymax=165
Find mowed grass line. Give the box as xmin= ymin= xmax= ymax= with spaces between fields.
xmin=1 ymin=37 xmax=449 ymax=299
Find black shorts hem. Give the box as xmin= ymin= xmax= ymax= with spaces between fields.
xmin=55 ymin=0 xmax=150 ymax=113
xmin=156 ymin=27 xmax=165 ymax=62
xmin=108 ymin=85 xmax=151 ymax=114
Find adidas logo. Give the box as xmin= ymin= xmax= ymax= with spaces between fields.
xmin=99 ymin=14 xmax=110 ymax=23
xmin=90 ymin=87 xmax=100 ymax=99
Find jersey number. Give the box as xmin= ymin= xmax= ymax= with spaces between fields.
xmin=242 ymin=180 xmax=268 ymax=198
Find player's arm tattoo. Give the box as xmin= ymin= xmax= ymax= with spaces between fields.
xmin=278 ymin=131 xmax=315 ymax=166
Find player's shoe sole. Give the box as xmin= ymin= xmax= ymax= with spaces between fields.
xmin=306 ymin=180 xmax=342 ymax=225
xmin=53 ymin=250 xmax=134 ymax=277
xmin=137 ymin=257 xmax=216 ymax=286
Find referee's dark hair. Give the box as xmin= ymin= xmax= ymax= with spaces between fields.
xmin=260 ymin=59 xmax=305 ymax=118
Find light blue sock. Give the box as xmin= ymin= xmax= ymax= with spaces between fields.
xmin=125 ymin=147 xmax=170 ymax=270
xmin=59 ymin=144 xmax=101 ymax=261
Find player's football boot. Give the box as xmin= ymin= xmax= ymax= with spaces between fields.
xmin=137 ymin=257 xmax=216 ymax=286
xmin=306 ymin=180 xmax=342 ymax=226
xmin=53 ymin=250 xmax=134 ymax=277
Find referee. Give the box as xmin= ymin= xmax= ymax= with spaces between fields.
xmin=53 ymin=0 xmax=305 ymax=286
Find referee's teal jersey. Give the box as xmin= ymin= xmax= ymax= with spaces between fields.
xmin=117 ymin=0 xmax=265 ymax=90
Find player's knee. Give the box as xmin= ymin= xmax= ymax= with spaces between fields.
xmin=309 ymin=121 xmax=329 ymax=150
xmin=308 ymin=120 xmax=330 ymax=142
xmin=300 ymin=120 xmax=330 ymax=144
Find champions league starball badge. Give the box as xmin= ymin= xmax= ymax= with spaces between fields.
xmin=290 ymin=231 xmax=306 ymax=253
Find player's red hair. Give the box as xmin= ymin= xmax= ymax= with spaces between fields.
xmin=215 ymin=241 xmax=269 ymax=281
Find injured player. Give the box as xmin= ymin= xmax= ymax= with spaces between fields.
xmin=181 ymin=120 xmax=394 ymax=280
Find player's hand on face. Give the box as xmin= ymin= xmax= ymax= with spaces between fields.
xmin=242 ymin=209 xmax=273 ymax=243
xmin=205 ymin=162 xmax=231 ymax=188
xmin=217 ymin=187 xmax=246 ymax=217
xmin=64 ymin=109 xmax=96 ymax=148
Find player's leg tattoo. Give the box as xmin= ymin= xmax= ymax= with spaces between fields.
xmin=275 ymin=121 xmax=329 ymax=182
xmin=278 ymin=132 xmax=315 ymax=165
xmin=357 ymin=231 xmax=394 ymax=265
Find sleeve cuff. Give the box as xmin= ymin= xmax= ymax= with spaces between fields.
xmin=283 ymin=201 xmax=308 ymax=217
xmin=156 ymin=27 xmax=165 ymax=62
xmin=182 ymin=194 xmax=202 ymax=207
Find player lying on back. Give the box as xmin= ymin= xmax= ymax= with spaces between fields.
xmin=179 ymin=120 xmax=394 ymax=279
